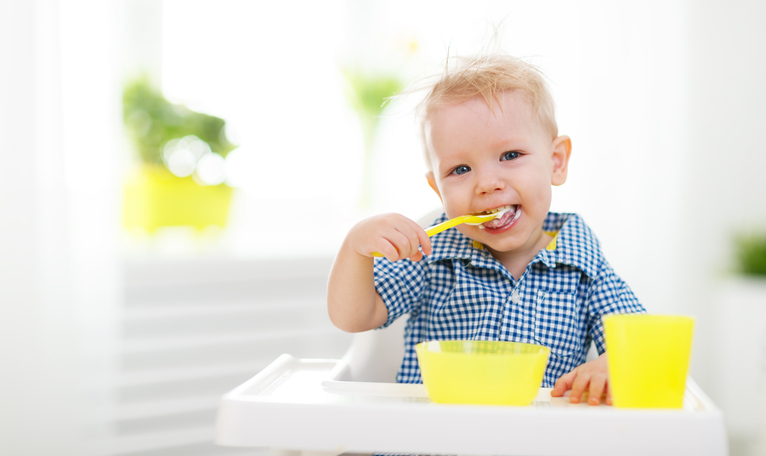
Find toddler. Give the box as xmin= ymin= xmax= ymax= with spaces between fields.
xmin=327 ymin=54 xmax=645 ymax=405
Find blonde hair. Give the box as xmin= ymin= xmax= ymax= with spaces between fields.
xmin=416 ymin=54 xmax=558 ymax=168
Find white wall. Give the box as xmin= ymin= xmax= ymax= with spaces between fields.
xmin=0 ymin=1 xmax=122 ymax=454
xmin=685 ymin=2 xmax=766 ymax=450
xmin=0 ymin=2 xmax=78 ymax=453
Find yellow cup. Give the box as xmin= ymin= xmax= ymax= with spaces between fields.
xmin=603 ymin=314 xmax=694 ymax=409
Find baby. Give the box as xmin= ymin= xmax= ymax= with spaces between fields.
xmin=327 ymin=54 xmax=645 ymax=405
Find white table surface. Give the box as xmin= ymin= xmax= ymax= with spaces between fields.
xmin=215 ymin=354 xmax=728 ymax=456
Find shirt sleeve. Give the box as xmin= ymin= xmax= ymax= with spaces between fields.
xmin=586 ymin=259 xmax=646 ymax=354
xmin=373 ymin=257 xmax=427 ymax=328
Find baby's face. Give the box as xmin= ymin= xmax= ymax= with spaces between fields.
xmin=425 ymin=91 xmax=570 ymax=258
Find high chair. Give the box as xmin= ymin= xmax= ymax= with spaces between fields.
xmin=216 ymin=316 xmax=726 ymax=456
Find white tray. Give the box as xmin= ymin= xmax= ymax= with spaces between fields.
xmin=215 ymin=354 xmax=728 ymax=455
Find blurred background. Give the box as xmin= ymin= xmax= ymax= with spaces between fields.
xmin=2 ymin=0 xmax=765 ymax=455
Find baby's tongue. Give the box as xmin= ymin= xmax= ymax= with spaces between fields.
xmin=483 ymin=207 xmax=516 ymax=229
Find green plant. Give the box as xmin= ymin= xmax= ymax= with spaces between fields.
xmin=343 ymin=69 xmax=403 ymax=152
xmin=734 ymin=232 xmax=766 ymax=276
xmin=342 ymin=68 xmax=403 ymax=208
xmin=122 ymin=76 xmax=236 ymax=166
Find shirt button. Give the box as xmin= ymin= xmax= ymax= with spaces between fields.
xmin=511 ymin=290 xmax=521 ymax=303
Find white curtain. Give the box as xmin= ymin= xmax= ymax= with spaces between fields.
xmin=0 ymin=1 xmax=121 ymax=454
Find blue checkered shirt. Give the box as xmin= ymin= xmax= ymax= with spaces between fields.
xmin=374 ymin=212 xmax=646 ymax=387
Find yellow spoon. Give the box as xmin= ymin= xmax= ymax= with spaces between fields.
xmin=372 ymin=207 xmax=511 ymax=257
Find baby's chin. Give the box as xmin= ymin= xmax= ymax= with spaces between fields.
xmin=457 ymin=228 xmax=516 ymax=252
xmin=483 ymin=229 xmax=555 ymax=257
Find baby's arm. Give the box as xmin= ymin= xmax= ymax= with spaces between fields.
xmin=550 ymin=353 xmax=611 ymax=405
xmin=327 ymin=213 xmax=432 ymax=333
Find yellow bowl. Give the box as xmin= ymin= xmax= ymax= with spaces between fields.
xmin=415 ymin=340 xmax=550 ymax=406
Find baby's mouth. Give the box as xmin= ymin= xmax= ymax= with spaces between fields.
xmin=479 ymin=205 xmax=520 ymax=230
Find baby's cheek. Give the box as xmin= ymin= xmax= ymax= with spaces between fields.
xmin=442 ymin=194 xmax=469 ymax=217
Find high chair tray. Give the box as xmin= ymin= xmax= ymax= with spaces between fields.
xmin=215 ymin=354 xmax=728 ymax=456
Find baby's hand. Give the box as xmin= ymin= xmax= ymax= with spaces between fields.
xmin=347 ymin=213 xmax=432 ymax=262
xmin=550 ymin=353 xmax=611 ymax=405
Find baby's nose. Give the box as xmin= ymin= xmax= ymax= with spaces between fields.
xmin=476 ymin=172 xmax=505 ymax=195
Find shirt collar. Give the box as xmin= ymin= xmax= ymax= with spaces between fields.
xmin=538 ymin=212 xmax=602 ymax=279
xmin=423 ymin=211 xmax=602 ymax=279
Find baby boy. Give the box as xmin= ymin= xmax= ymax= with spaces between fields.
xmin=327 ymin=54 xmax=645 ymax=405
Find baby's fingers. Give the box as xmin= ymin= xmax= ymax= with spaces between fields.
xmin=391 ymin=221 xmax=431 ymax=261
xmin=382 ymin=229 xmax=422 ymax=261
xmin=568 ymin=372 xmax=592 ymax=404
xmin=358 ymin=214 xmax=430 ymax=261
xmin=411 ymin=221 xmax=432 ymax=256
xmin=551 ymin=370 xmax=575 ymax=397
xmin=373 ymin=241 xmax=402 ymax=261
xmin=406 ymin=227 xmax=432 ymax=261
xmin=586 ymin=373 xmax=608 ymax=405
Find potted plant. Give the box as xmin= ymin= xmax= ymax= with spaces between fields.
xmin=733 ymin=232 xmax=766 ymax=277
xmin=122 ymin=77 xmax=237 ymax=232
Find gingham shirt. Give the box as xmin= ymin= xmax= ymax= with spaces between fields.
xmin=374 ymin=212 xmax=646 ymax=387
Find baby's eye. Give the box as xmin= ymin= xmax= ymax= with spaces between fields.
xmin=501 ymin=151 xmax=521 ymax=161
xmin=451 ymin=165 xmax=471 ymax=175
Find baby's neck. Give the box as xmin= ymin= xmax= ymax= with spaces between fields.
xmin=488 ymin=231 xmax=554 ymax=280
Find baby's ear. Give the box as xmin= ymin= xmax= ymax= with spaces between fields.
xmin=551 ymin=135 xmax=572 ymax=186
xmin=426 ymin=171 xmax=442 ymax=200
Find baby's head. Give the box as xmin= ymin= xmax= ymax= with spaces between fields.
xmin=416 ymin=54 xmax=571 ymax=259
xmin=417 ymin=54 xmax=559 ymax=170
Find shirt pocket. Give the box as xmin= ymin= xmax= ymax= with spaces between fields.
xmin=534 ymin=289 xmax=580 ymax=358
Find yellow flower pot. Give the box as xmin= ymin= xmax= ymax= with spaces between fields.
xmin=123 ymin=165 xmax=233 ymax=232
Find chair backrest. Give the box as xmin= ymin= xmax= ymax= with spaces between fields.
xmin=338 ymin=316 xmax=407 ymax=382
